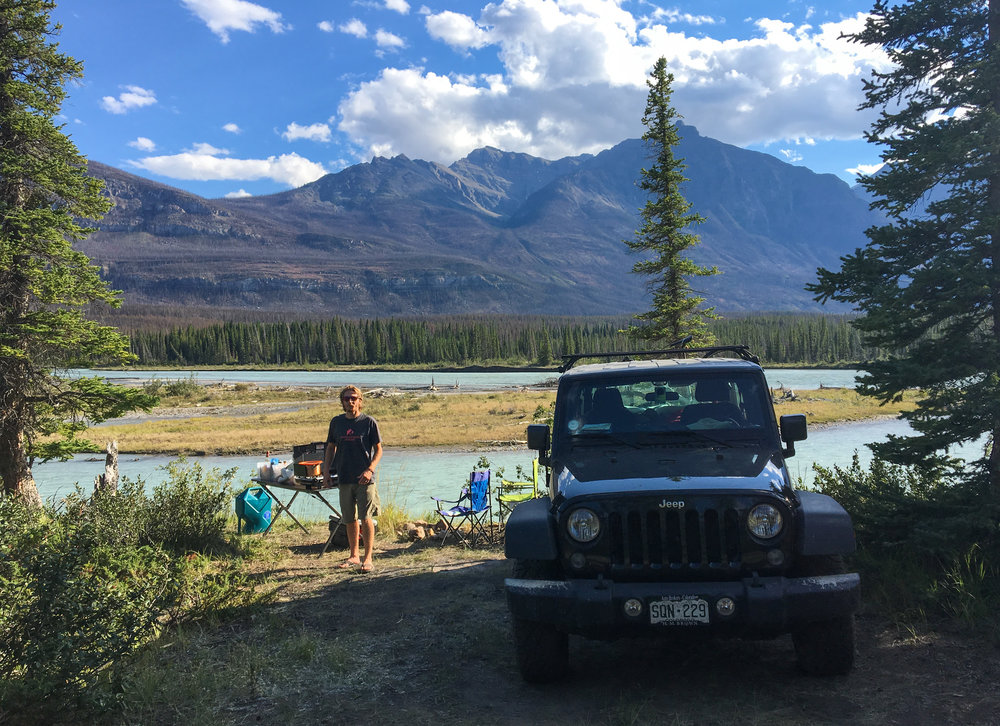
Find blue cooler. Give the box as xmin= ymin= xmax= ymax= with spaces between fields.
xmin=235 ymin=486 xmax=273 ymax=534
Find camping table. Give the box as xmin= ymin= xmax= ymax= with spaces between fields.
xmin=251 ymin=477 xmax=345 ymax=554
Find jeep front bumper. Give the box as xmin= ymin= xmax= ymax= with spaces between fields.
xmin=505 ymin=573 xmax=860 ymax=635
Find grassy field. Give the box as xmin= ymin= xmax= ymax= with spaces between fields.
xmin=82 ymin=384 xmax=920 ymax=456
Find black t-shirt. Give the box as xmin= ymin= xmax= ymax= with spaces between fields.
xmin=327 ymin=413 xmax=382 ymax=484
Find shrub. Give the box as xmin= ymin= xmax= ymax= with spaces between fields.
xmin=147 ymin=458 xmax=237 ymax=553
xmin=0 ymin=497 xmax=178 ymax=714
xmin=811 ymin=454 xmax=1000 ymax=626
xmin=0 ymin=460 xmax=266 ymax=719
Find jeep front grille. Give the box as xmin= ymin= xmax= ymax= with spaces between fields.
xmin=607 ymin=504 xmax=742 ymax=572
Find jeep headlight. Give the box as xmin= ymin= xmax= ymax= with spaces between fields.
xmin=747 ymin=503 xmax=783 ymax=539
xmin=567 ymin=508 xmax=600 ymax=542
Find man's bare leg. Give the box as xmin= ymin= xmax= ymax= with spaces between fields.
xmin=360 ymin=518 xmax=375 ymax=571
xmin=338 ymin=520 xmax=362 ymax=568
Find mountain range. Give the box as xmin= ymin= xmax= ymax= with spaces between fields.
xmin=82 ymin=123 xmax=880 ymax=318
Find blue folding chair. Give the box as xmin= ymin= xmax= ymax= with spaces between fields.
xmin=432 ymin=470 xmax=493 ymax=547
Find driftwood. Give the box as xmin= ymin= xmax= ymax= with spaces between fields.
xmin=94 ymin=440 xmax=119 ymax=494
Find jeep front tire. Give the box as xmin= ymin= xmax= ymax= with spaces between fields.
xmin=512 ymin=559 xmax=568 ymax=683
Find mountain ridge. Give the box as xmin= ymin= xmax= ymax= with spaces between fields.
xmin=81 ymin=125 xmax=876 ymax=317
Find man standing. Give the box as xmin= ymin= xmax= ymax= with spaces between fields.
xmin=323 ymin=385 xmax=383 ymax=572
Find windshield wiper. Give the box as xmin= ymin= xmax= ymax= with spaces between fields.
xmin=568 ymin=430 xmax=642 ymax=449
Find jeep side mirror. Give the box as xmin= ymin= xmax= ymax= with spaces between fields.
xmin=526 ymin=424 xmax=550 ymax=465
xmin=779 ymin=414 xmax=807 ymax=458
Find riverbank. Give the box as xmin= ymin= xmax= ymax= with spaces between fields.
xmin=78 ymin=384 xmax=920 ymax=456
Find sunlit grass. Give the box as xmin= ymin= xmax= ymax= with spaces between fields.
xmin=87 ymin=390 xmax=556 ymax=455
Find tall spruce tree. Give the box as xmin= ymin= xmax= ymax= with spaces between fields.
xmin=810 ymin=0 xmax=1000 ymax=502
xmin=0 ymin=0 xmax=154 ymax=506
xmin=625 ymin=57 xmax=718 ymax=346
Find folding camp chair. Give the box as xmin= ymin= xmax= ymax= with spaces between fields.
xmin=497 ymin=459 xmax=540 ymax=532
xmin=431 ymin=470 xmax=493 ymax=547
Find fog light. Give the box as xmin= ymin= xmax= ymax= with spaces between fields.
xmin=570 ymin=552 xmax=587 ymax=569
xmin=716 ymin=597 xmax=736 ymax=617
xmin=766 ymin=549 xmax=785 ymax=566
xmin=623 ymin=598 xmax=643 ymax=618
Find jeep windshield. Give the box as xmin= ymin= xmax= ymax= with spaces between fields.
xmin=551 ymin=370 xmax=782 ymax=475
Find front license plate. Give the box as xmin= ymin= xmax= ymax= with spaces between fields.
xmin=649 ymin=597 xmax=710 ymax=624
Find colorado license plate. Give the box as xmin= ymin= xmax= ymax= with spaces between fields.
xmin=649 ymin=597 xmax=710 ymax=624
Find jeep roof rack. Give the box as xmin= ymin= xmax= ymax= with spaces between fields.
xmin=559 ymin=343 xmax=759 ymax=372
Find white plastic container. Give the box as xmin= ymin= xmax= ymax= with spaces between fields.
xmin=256 ymin=461 xmax=271 ymax=481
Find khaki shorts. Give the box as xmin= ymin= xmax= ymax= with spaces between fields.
xmin=339 ymin=482 xmax=379 ymax=522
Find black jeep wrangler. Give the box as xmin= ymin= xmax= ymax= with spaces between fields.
xmin=504 ymin=346 xmax=860 ymax=682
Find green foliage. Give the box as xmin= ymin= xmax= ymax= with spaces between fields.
xmin=809 ymin=1 xmax=1000 ymax=503
xmin=0 ymin=460 xmax=266 ymax=719
xmin=146 ymin=459 xmax=237 ymax=553
xmin=625 ymin=57 xmax=718 ymax=345
xmin=812 ymin=454 xmax=1000 ymax=626
xmin=0 ymin=492 xmax=179 ymax=713
xmin=0 ymin=1 xmax=156 ymax=504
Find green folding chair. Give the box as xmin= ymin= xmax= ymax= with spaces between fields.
xmin=497 ymin=459 xmax=540 ymax=532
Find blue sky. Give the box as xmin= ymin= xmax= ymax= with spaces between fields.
xmin=52 ymin=0 xmax=887 ymax=199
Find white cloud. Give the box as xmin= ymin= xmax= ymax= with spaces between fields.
xmin=375 ymin=28 xmax=405 ymax=50
xmin=340 ymin=18 xmax=367 ymax=38
xmin=647 ymin=8 xmax=718 ymax=26
xmin=338 ymin=2 xmax=888 ymax=164
xmin=779 ymin=148 xmax=803 ymax=163
xmin=384 ymin=0 xmax=410 ymax=14
xmin=848 ymin=162 xmax=884 ymax=177
xmin=318 ymin=20 xmax=334 ymax=32
xmin=130 ymin=144 xmax=326 ymax=187
xmin=128 ymin=136 xmax=156 ymax=151
xmin=282 ymin=122 xmax=332 ymax=142
xmin=100 ymin=85 xmax=157 ymax=114
xmin=223 ymin=122 xmax=242 ymax=134
xmin=181 ymin=0 xmax=289 ymax=43
xmin=188 ymin=142 xmax=229 ymax=155
xmin=426 ymin=11 xmax=489 ymax=50
xmin=225 ymin=188 xmax=253 ymax=198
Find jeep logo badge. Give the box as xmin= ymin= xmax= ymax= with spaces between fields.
xmin=659 ymin=499 xmax=685 ymax=509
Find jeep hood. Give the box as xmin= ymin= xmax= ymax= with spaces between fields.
xmin=554 ymin=452 xmax=790 ymax=498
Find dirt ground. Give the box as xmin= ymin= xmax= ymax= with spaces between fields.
xmin=235 ymin=530 xmax=1000 ymax=726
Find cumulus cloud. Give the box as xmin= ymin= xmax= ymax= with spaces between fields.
xmin=100 ymin=85 xmax=157 ymax=114
xmin=225 ymin=188 xmax=253 ymax=198
xmin=375 ymin=28 xmax=405 ymax=50
xmin=129 ymin=143 xmax=326 ymax=188
xmin=426 ymin=10 xmax=489 ymax=50
xmin=384 ymin=0 xmax=410 ymax=13
xmin=340 ymin=18 xmax=368 ymax=38
xmin=282 ymin=122 xmax=332 ymax=142
xmin=339 ymin=1 xmax=888 ymax=164
xmin=181 ymin=0 xmax=289 ymax=43
xmin=318 ymin=20 xmax=334 ymax=32
xmin=128 ymin=136 xmax=156 ymax=151
xmin=223 ymin=122 xmax=242 ymax=133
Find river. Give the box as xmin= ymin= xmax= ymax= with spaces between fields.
xmin=32 ymin=368 xmax=984 ymax=520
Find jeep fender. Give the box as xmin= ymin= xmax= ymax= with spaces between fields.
xmin=796 ymin=491 xmax=857 ymax=556
xmin=504 ymin=497 xmax=559 ymax=561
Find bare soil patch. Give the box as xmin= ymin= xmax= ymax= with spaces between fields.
xmin=223 ymin=527 xmax=1000 ymax=726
